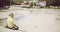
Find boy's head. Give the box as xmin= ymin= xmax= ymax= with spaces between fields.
xmin=9 ymin=13 xmax=14 ymax=18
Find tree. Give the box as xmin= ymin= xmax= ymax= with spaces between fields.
xmin=12 ymin=0 xmax=24 ymax=5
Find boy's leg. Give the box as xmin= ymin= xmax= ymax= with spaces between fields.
xmin=5 ymin=25 xmax=13 ymax=29
xmin=12 ymin=24 xmax=19 ymax=30
xmin=5 ymin=24 xmax=19 ymax=30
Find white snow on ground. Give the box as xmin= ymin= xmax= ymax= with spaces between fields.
xmin=0 ymin=6 xmax=60 ymax=32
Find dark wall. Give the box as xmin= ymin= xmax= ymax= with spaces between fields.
xmin=0 ymin=0 xmax=4 ymax=7
xmin=46 ymin=0 xmax=60 ymax=6
xmin=0 ymin=0 xmax=10 ymax=7
xmin=4 ymin=0 xmax=10 ymax=6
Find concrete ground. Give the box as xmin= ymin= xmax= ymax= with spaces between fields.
xmin=0 ymin=5 xmax=60 ymax=32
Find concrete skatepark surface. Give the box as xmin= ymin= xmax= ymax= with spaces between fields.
xmin=0 ymin=6 xmax=60 ymax=32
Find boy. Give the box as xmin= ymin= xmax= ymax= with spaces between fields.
xmin=6 ymin=13 xmax=19 ymax=30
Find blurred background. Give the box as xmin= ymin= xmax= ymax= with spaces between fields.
xmin=0 ymin=0 xmax=60 ymax=9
